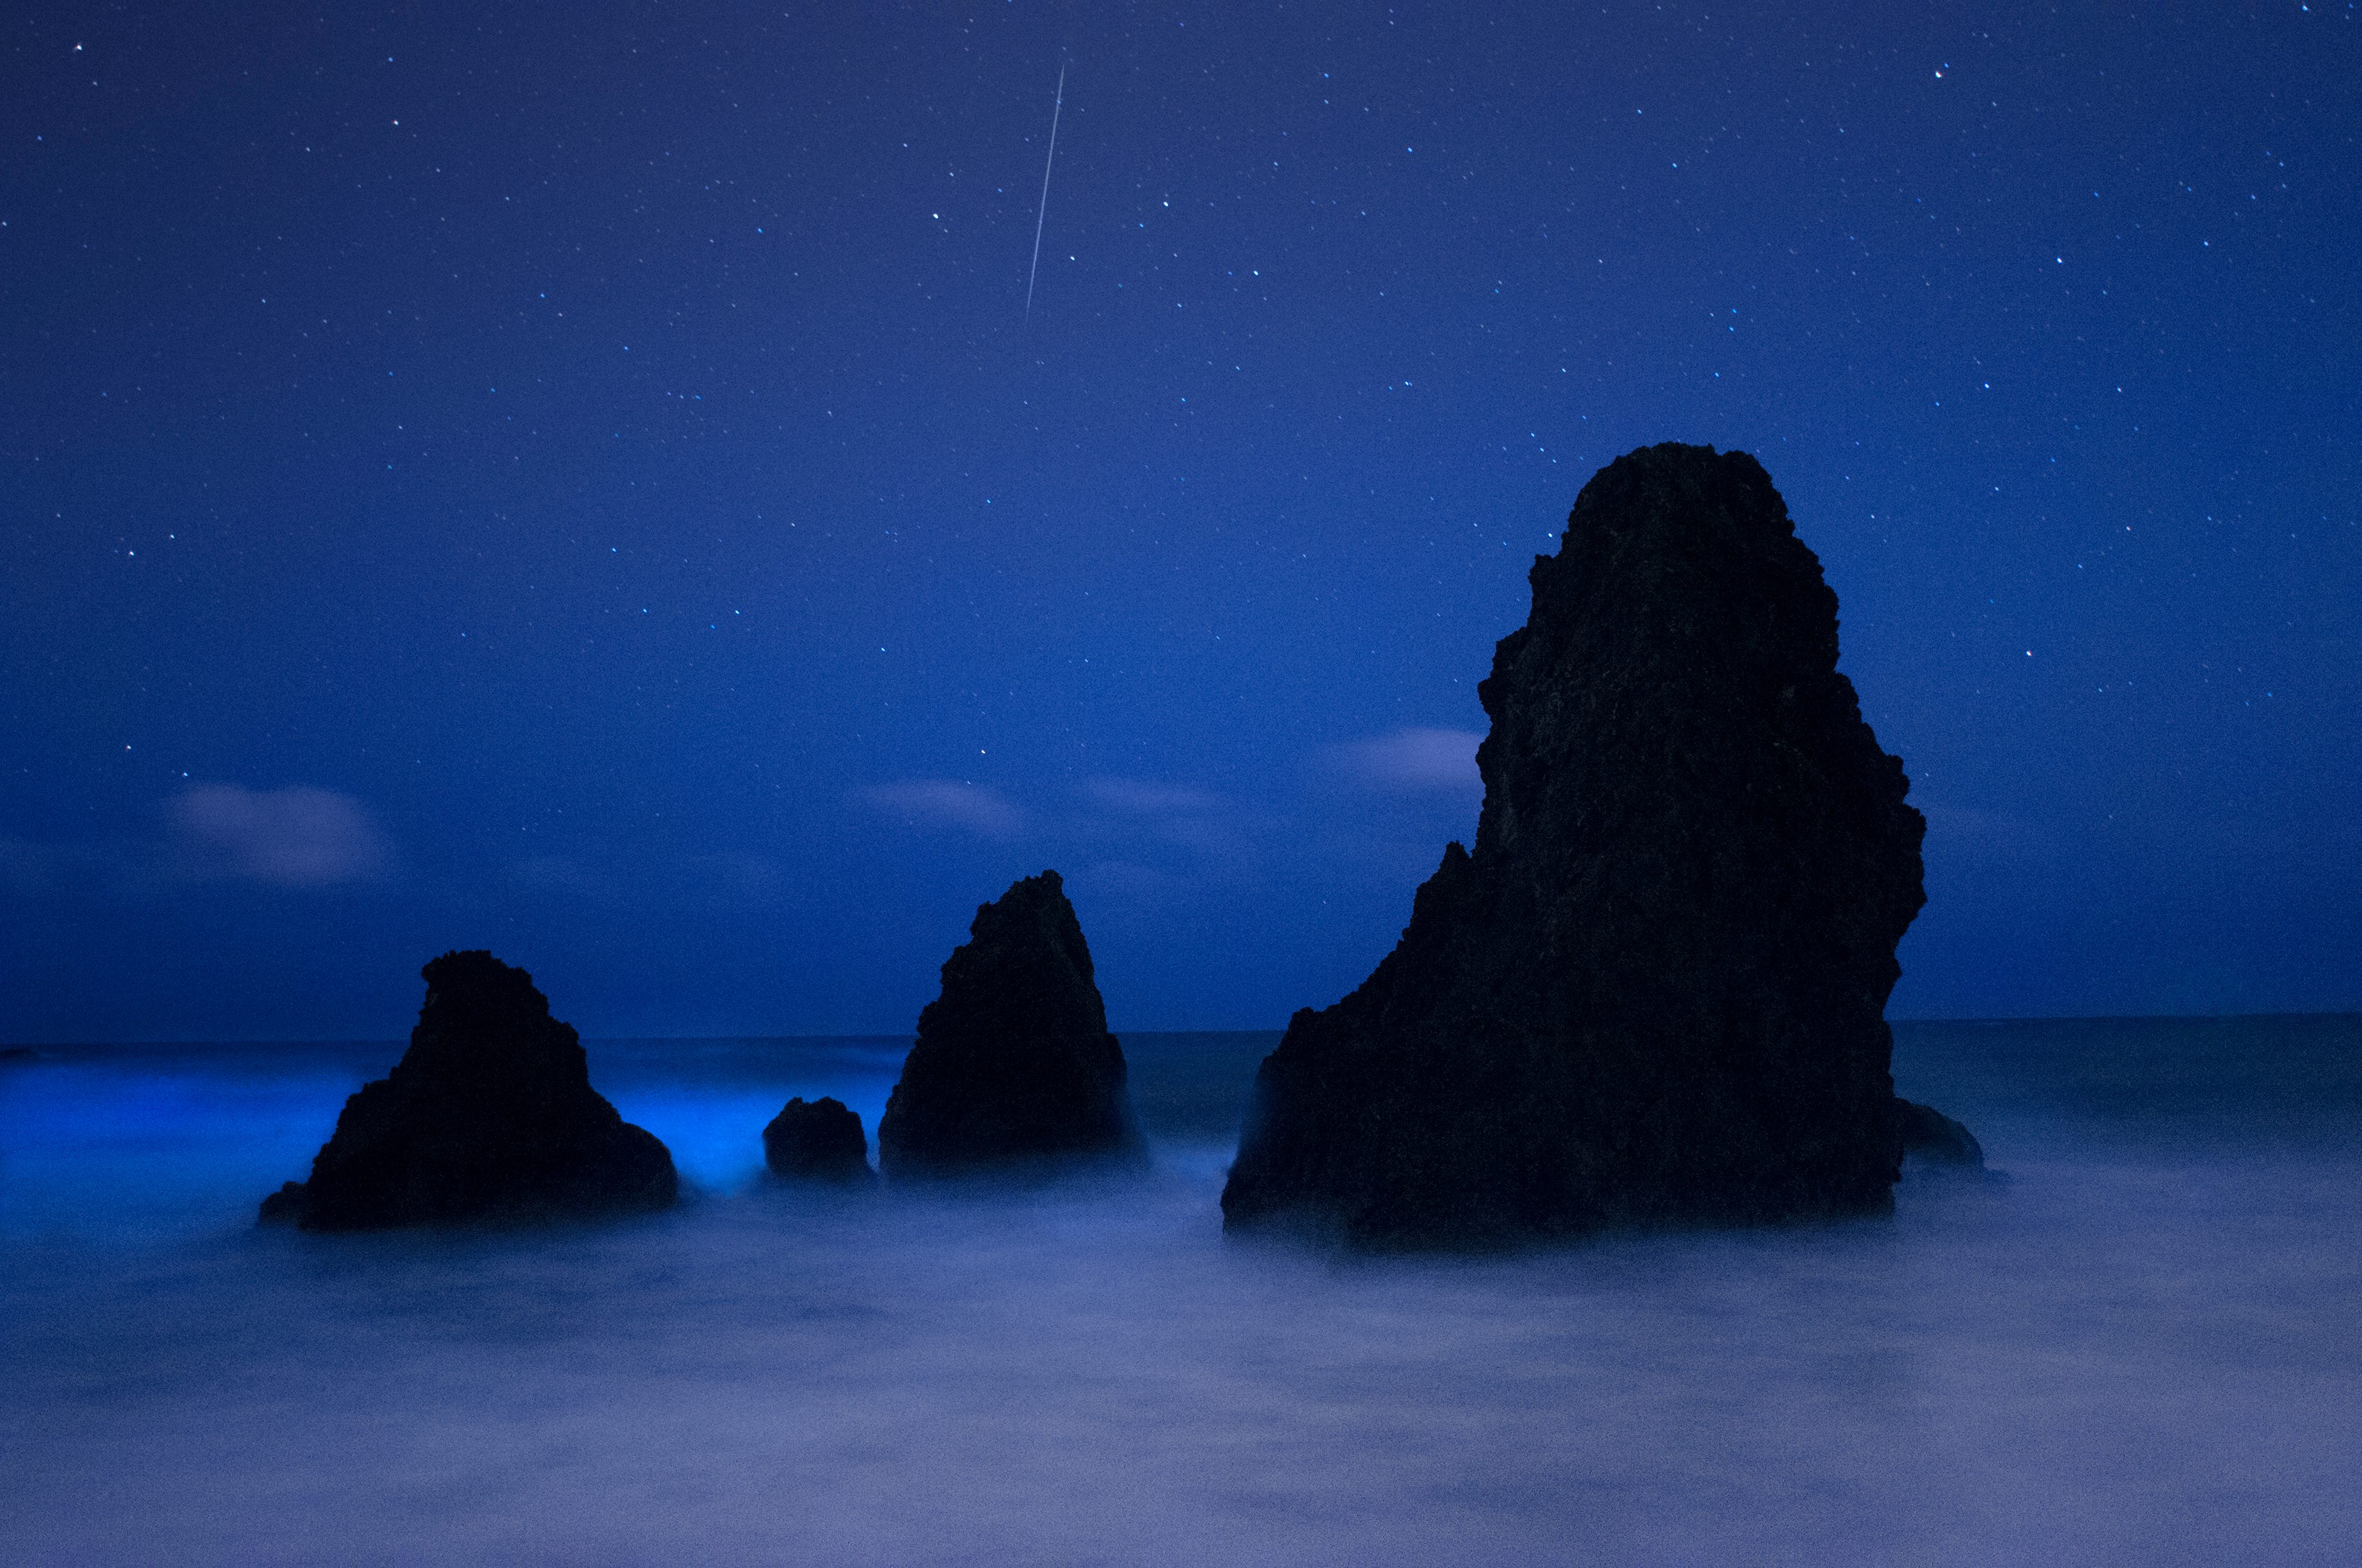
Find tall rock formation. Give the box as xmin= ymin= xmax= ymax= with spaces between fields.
xmin=260 ymin=950 xmax=677 ymax=1230
xmin=877 ymin=870 xmax=1145 ymax=1177
xmin=1222 ymin=444 xmax=1928 ymax=1248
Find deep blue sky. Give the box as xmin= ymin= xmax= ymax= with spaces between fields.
xmin=4 ymin=1 xmax=2356 ymax=1041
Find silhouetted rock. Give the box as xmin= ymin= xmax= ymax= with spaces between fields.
xmin=1897 ymin=1098 xmax=1986 ymax=1170
xmin=1223 ymin=443 xmax=1927 ymax=1248
xmin=877 ymin=870 xmax=1145 ymax=1178
xmin=259 ymin=950 xmax=677 ymax=1230
xmin=764 ymin=1096 xmax=876 ymax=1185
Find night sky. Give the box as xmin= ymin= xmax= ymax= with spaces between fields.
xmin=4 ymin=1 xmax=2356 ymax=1042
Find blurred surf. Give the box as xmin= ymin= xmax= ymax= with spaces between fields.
xmin=3 ymin=1020 xmax=2356 ymax=1564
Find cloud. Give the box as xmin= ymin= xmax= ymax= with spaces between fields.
xmin=1078 ymin=777 xmax=1253 ymax=860
xmin=1337 ymin=728 xmax=1484 ymax=793
xmin=864 ymin=780 xmax=1023 ymax=839
xmin=170 ymin=784 xmax=392 ymax=887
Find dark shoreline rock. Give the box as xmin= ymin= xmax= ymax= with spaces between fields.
xmin=1898 ymin=1098 xmax=1987 ymax=1170
xmin=1222 ymin=444 xmax=1928 ymax=1249
xmin=764 ymin=1096 xmax=877 ymax=1185
xmin=877 ymin=870 xmax=1146 ymax=1179
xmin=260 ymin=950 xmax=677 ymax=1231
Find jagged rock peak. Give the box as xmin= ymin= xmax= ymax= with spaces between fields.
xmin=876 ymin=870 xmax=1145 ymax=1178
xmin=260 ymin=949 xmax=677 ymax=1230
xmin=1222 ymin=443 xmax=1930 ymax=1248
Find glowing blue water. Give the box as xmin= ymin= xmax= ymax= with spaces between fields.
xmin=3 ymin=1022 xmax=2357 ymax=1564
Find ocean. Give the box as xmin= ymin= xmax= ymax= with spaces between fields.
xmin=3 ymin=1019 xmax=2357 ymax=1565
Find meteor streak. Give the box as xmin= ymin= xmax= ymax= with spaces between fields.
xmin=1025 ymin=64 xmax=1065 ymax=316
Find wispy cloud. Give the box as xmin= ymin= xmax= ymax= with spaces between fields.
xmin=170 ymin=784 xmax=392 ymax=886
xmin=864 ymin=780 xmax=1023 ymax=839
xmin=1079 ymin=777 xmax=1252 ymax=859
xmin=1337 ymin=728 xmax=1484 ymax=793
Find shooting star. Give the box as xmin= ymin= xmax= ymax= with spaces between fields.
xmin=1025 ymin=64 xmax=1065 ymax=316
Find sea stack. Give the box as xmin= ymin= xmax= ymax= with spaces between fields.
xmin=876 ymin=870 xmax=1145 ymax=1178
xmin=1222 ymin=443 xmax=1930 ymax=1248
xmin=259 ymin=950 xmax=677 ymax=1230
xmin=764 ymin=1096 xmax=877 ymax=1185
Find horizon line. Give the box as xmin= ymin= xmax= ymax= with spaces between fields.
xmin=8 ymin=1010 xmax=2361 ymax=1049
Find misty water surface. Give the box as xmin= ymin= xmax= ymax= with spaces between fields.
xmin=3 ymin=1020 xmax=2357 ymax=1564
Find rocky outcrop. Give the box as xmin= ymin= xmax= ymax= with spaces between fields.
xmin=877 ymin=870 xmax=1145 ymax=1178
xmin=259 ymin=950 xmax=677 ymax=1230
xmin=1897 ymin=1098 xmax=1986 ymax=1170
xmin=1222 ymin=444 xmax=1929 ymax=1248
xmin=764 ymin=1096 xmax=876 ymax=1185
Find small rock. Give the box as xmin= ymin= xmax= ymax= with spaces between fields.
xmin=1897 ymin=1098 xmax=1987 ymax=1170
xmin=764 ymin=1096 xmax=876 ymax=1185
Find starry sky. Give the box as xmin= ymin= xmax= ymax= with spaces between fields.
xmin=4 ymin=1 xmax=2356 ymax=1042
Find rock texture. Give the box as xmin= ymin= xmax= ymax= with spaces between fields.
xmin=1222 ymin=443 xmax=1929 ymax=1248
xmin=259 ymin=950 xmax=677 ymax=1230
xmin=877 ymin=870 xmax=1145 ymax=1177
xmin=764 ymin=1096 xmax=877 ymax=1184
xmin=1897 ymin=1098 xmax=1986 ymax=1170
